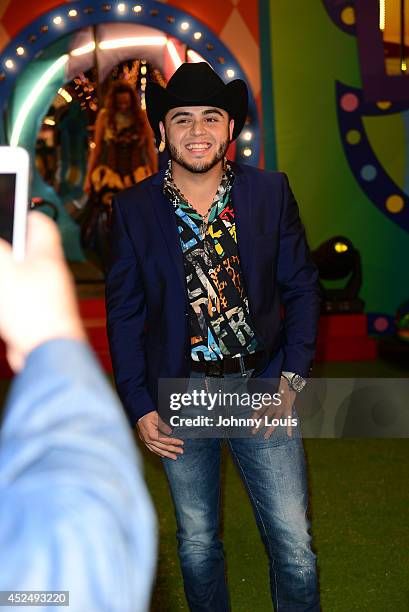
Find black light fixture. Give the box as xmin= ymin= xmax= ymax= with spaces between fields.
xmin=311 ymin=236 xmax=364 ymax=314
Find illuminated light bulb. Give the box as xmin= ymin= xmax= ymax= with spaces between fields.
xmin=402 ymin=60 xmax=407 ymax=72
xmin=68 ymin=9 xmax=78 ymax=17
xmin=44 ymin=117 xmax=56 ymax=126
xmin=16 ymin=47 xmax=25 ymax=56
xmin=243 ymin=148 xmax=252 ymax=157
xmin=243 ymin=131 xmax=252 ymax=141
xmin=99 ymin=36 xmax=166 ymax=49
xmin=71 ymin=41 xmax=96 ymax=56
xmin=226 ymin=69 xmax=235 ymax=78
xmin=141 ymin=65 xmax=147 ymax=74
xmin=118 ymin=3 xmax=126 ymax=13
xmin=5 ymin=59 xmax=14 ymax=69
xmin=58 ymin=88 xmax=73 ymax=103
xmin=141 ymin=77 xmax=147 ymax=84
xmin=133 ymin=4 xmax=142 ymax=12
xmin=53 ymin=16 xmax=63 ymax=25
xmin=89 ymin=141 xmax=96 ymax=149
xmin=180 ymin=21 xmax=190 ymax=31
xmin=193 ymin=32 xmax=202 ymax=40
xmin=334 ymin=242 xmax=348 ymax=253
xmin=379 ymin=0 xmax=385 ymax=31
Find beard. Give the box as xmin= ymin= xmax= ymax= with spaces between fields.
xmin=166 ymin=135 xmax=230 ymax=174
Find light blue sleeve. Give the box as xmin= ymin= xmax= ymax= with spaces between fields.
xmin=0 ymin=339 xmax=157 ymax=612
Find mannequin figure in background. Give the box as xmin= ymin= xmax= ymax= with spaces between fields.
xmin=82 ymin=80 xmax=157 ymax=264
xmin=84 ymin=80 xmax=157 ymax=205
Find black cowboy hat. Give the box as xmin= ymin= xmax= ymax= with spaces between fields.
xmin=145 ymin=62 xmax=248 ymax=144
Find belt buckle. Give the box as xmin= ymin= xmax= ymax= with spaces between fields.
xmin=205 ymin=361 xmax=224 ymax=377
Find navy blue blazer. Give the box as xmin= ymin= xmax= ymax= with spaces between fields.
xmin=105 ymin=162 xmax=320 ymax=425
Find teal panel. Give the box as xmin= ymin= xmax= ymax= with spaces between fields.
xmin=7 ymin=34 xmax=85 ymax=262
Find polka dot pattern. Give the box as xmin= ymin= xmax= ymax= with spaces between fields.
xmin=337 ymin=81 xmax=409 ymax=232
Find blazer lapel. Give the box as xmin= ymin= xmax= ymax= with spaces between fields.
xmin=231 ymin=164 xmax=253 ymax=290
xmin=147 ymin=162 xmax=252 ymax=301
xmin=149 ymin=178 xmax=188 ymax=299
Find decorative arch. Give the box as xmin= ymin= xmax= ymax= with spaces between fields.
xmin=0 ymin=0 xmax=260 ymax=164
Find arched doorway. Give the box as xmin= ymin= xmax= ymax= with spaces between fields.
xmin=0 ymin=0 xmax=260 ymax=262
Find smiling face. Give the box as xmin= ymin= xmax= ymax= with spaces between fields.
xmin=159 ymin=106 xmax=234 ymax=174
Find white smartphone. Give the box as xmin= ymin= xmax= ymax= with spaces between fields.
xmin=0 ymin=146 xmax=30 ymax=260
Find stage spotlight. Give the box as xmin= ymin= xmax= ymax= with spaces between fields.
xmin=311 ymin=236 xmax=364 ymax=314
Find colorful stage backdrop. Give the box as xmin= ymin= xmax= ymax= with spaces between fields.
xmin=0 ymin=0 xmax=408 ymax=324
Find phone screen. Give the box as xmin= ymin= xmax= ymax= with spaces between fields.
xmin=0 ymin=173 xmax=16 ymax=243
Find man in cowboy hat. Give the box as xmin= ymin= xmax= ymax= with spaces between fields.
xmin=106 ymin=62 xmax=320 ymax=611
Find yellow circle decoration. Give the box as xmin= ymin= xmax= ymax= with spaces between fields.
xmin=341 ymin=7 xmax=355 ymax=26
xmin=386 ymin=195 xmax=404 ymax=213
xmin=346 ymin=129 xmax=361 ymax=145
xmin=377 ymin=101 xmax=392 ymax=110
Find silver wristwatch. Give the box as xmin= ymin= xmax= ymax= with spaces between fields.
xmin=281 ymin=371 xmax=307 ymax=393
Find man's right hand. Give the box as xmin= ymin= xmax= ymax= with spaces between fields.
xmin=0 ymin=212 xmax=86 ymax=373
xmin=137 ymin=411 xmax=184 ymax=460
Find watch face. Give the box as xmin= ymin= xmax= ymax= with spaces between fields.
xmin=292 ymin=375 xmax=306 ymax=392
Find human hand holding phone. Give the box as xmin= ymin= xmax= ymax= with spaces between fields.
xmin=0 ymin=212 xmax=86 ymax=372
xmin=0 ymin=146 xmax=30 ymax=259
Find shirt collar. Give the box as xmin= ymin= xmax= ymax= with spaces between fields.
xmin=163 ymin=159 xmax=235 ymax=220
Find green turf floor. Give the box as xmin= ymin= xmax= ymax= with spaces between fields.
xmin=1 ymin=358 xmax=408 ymax=610
xmin=144 ymin=357 xmax=409 ymax=611
xmin=144 ymin=438 xmax=409 ymax=612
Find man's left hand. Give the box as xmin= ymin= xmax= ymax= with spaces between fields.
xmin=251 ymin=376 xmax=296 ymax=439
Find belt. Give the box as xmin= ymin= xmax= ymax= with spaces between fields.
xmin=190 ymin=352 xmax=262 ymax=377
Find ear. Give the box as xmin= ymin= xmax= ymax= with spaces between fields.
xmin=159 ymin=121 xmax=166 ymax=142
xmin=229 ymin=118 xmax=235 ymax=141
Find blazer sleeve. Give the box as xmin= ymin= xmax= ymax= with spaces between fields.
xmin=276 ymin=173 xmax=321 ymax=377
xmin=0 ymin=339 xmax=156 ymax=612
xmin=105 ymin=196 xmax=156 ymax=425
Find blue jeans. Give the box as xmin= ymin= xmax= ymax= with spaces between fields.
xmin=161 ymin=370 xmax=320 ymax=611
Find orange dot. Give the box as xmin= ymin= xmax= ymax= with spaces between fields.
xmin=386 ymin=195 xmax=404 ymax=213
xmin=377 ymin=101 xmax=391 ymax=110
xmin=341 ymin=7 xmax=355 ymax=26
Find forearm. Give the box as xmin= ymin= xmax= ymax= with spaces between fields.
xmin=1 ymin=339 xmax=144 ymax=482
xmin=0 ymin=338 xmax=156 ymax=608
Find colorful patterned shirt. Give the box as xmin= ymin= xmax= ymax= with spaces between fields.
xmin=163 ymin=160 xmax=259 ymax=361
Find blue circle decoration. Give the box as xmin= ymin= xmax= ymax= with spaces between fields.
xmin=0 ymin=0 xmax=260 ymax=165
xmin=336 ymin=81 xmax=409 ymax=233
xmin=360 ymin=164 xmax=377 ymax=181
